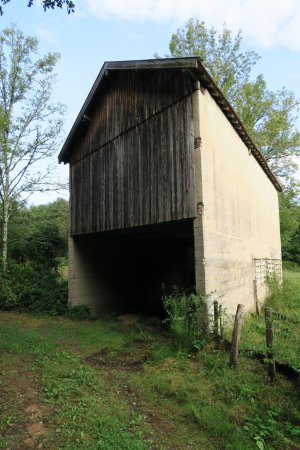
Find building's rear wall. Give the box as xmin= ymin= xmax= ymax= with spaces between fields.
xmin=195 ymin=88 xmax=281 ymax=313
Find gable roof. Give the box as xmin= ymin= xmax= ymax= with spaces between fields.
xmin=58 ymin=57 xmax=282 ymax=192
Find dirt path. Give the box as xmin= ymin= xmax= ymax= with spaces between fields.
xmin=84 ymin=340 xmax=192 ymax=450
xmin=0 ymin=354 xmax=49 ymax=449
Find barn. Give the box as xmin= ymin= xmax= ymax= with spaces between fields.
xmin=59 ymin=57 xmax=282 ymax=316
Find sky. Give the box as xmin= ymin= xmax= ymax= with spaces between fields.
xmin=1 ymin=0 xmax=300 ymax=204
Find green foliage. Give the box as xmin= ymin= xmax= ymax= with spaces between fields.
xmin=65 ymin=304 xmax=92 ymax=320
xmin=235 ymin=80 xmax=300 ymax=180
xmin=167 ymin=19 xmax=300 ymax=183
xmin=0 ymin=24 xmax=66 ymax=267
xmin=8 ymin=198 xmax=68 ymax=262
xmin=240 ymin=270 xmax=300 ymax=372
xmin=163 ymin=291 xmax=209 ymax=351
xmin=169 ymin=19 xmax=259 ymax=105
xmin=167 ymin=18 xmax=300 ymax=264
xmin=0 ymin=0 xmax=75 ymax=15
xmin=282 ymin=260 xmax=300 ymax=271
xmin=0 ymin=199 xmax=69 ymax=314
xmin=266 ymin=271 xmax=300 ymax=319
xmin=0 ymin=260 xmax=68 ymax=313
xmin=0 ymin=322 xmax=145 ymax=449
xmin=279 ymin=190 xmax=300 ymax=263
xmin=1 ymin=312 xmax=300 ymax=449
xmin=244 ymin=407 xmax=300 ymax=449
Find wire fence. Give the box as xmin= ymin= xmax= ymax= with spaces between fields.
xmin=214 ymin=301 xmax=300 ymax=375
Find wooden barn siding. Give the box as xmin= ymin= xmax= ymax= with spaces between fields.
xmin=69 ymin=70 xmax=195 ymax=164
xmin=70 ymin=95 xmax=196 ymax=235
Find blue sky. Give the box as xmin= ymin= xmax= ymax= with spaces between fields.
xmin=1 ymin=0 xmax=300 ymax=204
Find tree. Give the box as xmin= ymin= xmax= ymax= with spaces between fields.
xmin=8 ymin=198 xmax=68 ymax=262
xmin=0 ymin=25 xmax=65 ymax=268
xmin=0 ymin=0 xmax=75 ymax=15
xmin=279 ymin=188 xmax=300 ymax=261
xmin=168 ymin=19 xmax=300 ymax=183
xmin=169 ymin=19 xmax=260 ymax=106
xmin=0 ymin=199 xmax=68 ymax=313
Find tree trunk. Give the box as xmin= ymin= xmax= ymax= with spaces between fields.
xmin=2 ymin=196 xmax=9 ymax=270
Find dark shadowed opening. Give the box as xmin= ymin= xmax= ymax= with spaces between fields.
xmin=73 ymin=219 xmax=195 ymax=317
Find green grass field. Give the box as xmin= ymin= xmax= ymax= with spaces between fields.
xmin=240 ymin=268 xmax=300 ymax=372
xmin=0 ymin=306 xmax=300 ymax=449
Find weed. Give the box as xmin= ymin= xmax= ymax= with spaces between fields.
xmin=240 ymin=270 xmax=300 ymax=372
xmin=1 ymin=311 xmax=300 ymax=449
xmin=243 ymin=406 xmax=300 ymax=449
xmin=163 ymin=291 xmax=209 ymax=351
xmin=64 ymin=304 xmax=92 ymax=320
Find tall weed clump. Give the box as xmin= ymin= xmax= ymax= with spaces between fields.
xmin=163 ymin=292 xmax=209 ymax=351
xmin=266 ymin=272 xmax=300 ymax=319
xmin=240 ymin=272 xmax=300 ymax=372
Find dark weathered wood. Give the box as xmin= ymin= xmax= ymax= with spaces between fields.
xmin=69 ymin=70 xmax=194 ymax=165
xmin=60 ymin=59 xmax=282 ymax=194
xmin=253 ymin=279 xmax=259 ymax=315
xmin=229 ymin=304 xmax=245 ymax=367
xmin=213 ymin=300 xmax=219 ymax=338
xmin=70 ymin=74 xmax=196 ymax=235
xmin=265 ymin=308 xmax=276 ymax=380
xmin=219 ymin=304 xmax=224 ymax=339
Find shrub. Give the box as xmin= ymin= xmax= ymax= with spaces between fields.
xmin=163 ymin=291 xmax=209 ymax=351
xmin=65 ymin=304 xmax=92 ymax=320
xmin=0 ymin=261 xmax=68 ymax=314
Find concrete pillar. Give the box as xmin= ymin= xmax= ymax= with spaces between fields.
xmin=192 ymin=82 xmax=206 ymax=294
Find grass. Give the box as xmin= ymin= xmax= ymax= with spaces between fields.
xmin=0 ymin=311 xmax=300 ymax=449
xmin=238 ymin=268 xmax=300 ymax=372
xmin=0 ymin=317 xmax=146 ymax=449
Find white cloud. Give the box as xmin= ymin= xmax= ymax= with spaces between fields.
xmin=36 ymin=23 xmax=58 ymax=45
xmin=84 ymin=0 xmax=300 ymax=51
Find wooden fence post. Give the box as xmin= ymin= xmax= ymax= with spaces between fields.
xmin=213 ymin=300 xmax=219 ymax=339
xmin=253 ymin=279 xmax=259 ymax=315
xmin=219 ymin=304 xmax=223 ymax=340
xmin=229 ymin=304 xmax=245 ymax=367
xmin=265 ymin=308 xmax=276 ymax=381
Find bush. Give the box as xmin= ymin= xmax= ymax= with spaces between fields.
xmin=163 ymin=291 xmax=209 ymax=351
xmin=282 ymin=260 xmax=300 ymax=271
xmin=266 ymin=272 xmax=300 ymax=316
xmin=65 ymin=304 xmax=92 ymax=320
xmin=0 ymin=201 xmax=69 ymax=315
xmin=0 ymin=261 xmax=68 ymax=314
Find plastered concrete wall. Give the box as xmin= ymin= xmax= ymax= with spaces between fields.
xmin=68 ymin=237 xmax=119 ymax=316
xmin=193 ymin=88 xmax=281 ymax=313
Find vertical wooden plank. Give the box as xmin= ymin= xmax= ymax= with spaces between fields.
xmin=187 ymin=96 xmax=196 ymax=218
xmin=101 ymin=148 xmax=105 ymax=232
xmin=142 ymin=121 xmax=150 ymax=225
xmin=182 ymin=100 xmax=188 ymax=219
xmin=138 ymin=124 xmax=143 ymax=226
xmin=175 ymin=101 xmax=182 ymax=220
xmin=265 ymin=308 xmax=276 ymax=380
xmin=171 ymin=104 xmax=178 ymax=220
xmin=163 ymin=108 xmax=170 ymax=223
xmin=168 ymin=107 xmax=175 ymax=221
xmin=219 ymin=304 xmax=224 ymax=339
xmin=213 ymin=300 xmax=219 ymax=338
xmin=70 ymin=71 xmax=198 ymax=235
xmin=253 ymin=279 xmax=259 ymax=315
xmin=229 ymin=304 xmax=245 ymax=367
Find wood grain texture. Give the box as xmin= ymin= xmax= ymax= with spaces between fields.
xmin=70 ymin=70 xmax=196 ymax=236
